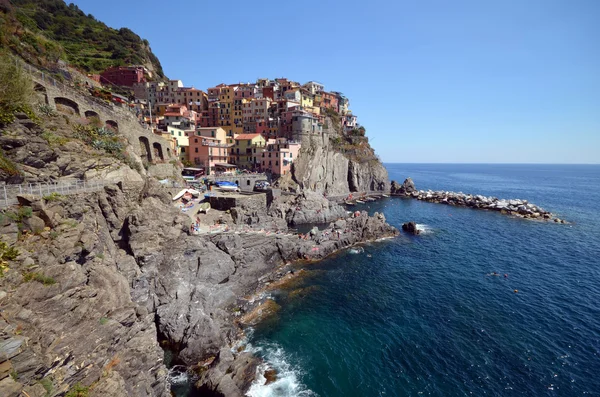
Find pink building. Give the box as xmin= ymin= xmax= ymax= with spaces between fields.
xmin=187 ymin=134 xmax=231 ymax=174
xmin=260 ymin=138 xmax=301 ymax=176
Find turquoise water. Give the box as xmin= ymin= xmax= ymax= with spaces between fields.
xmin=246 ymin=164 xmax=600 ymax=397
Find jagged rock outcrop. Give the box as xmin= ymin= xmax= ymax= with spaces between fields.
xmin=268 ymin=190 xmax=347 ymax=225
xmin=391 ymin=177 xmax=416 ymax=196
xmin=0 ymin=183 xmax=175 ymax=397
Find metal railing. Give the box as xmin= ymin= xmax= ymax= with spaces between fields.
xmin=1 ymin=180 xmax=106 ymax=208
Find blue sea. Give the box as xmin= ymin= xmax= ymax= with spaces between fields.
xmin=245 ymin=164 xmax=600 ymax=397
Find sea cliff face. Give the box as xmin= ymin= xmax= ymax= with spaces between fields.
xmin=278 ymin=120 xmax=390 ymax=196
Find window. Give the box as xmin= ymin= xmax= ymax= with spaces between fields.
xmin=194 ymin=138 xmax=198 ymax=143
xmin=276 ymin=161 xmax=279 ymax=166
xmin=195 ymin=148 xmax=198 ymax=153
xmin=269 ymin=161 xmax=271 ymax=165
xmin=290 ymin=153 xmax=293 ymax=158
xmin=178 ymin=131 xmax=182 ymax=136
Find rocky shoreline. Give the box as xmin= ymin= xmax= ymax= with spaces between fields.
xmin=0 ymin=178 xmax=398 ymax=397
xmin=391 ymin=178 xmax=566 ymax=223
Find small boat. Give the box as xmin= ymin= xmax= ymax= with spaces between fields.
xmin=382 ymin=194 xmax=390 ymax=198
xmin=356 ymin=200 xmax=365 ymax=204
xmin=345 ymin=201 xmax=356 ymax=206
xmin=187 ymin=189 xmax=201 ymax=197
xmin=215 ymin=181 xmax=240 ymax=192
xmin=365 ymin=197 xmax=376 ymax=202
xmin=172 ymin=189 xmax=188 ymax=201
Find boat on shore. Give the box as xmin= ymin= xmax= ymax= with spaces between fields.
xmin=215 ymin=181 xmax=241 ymax=192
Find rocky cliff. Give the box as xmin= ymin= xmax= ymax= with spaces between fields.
xmin=277 ymin=118 xmax=390 ymax=196
xmin=1 ymin=89 xmax=399 ymax=396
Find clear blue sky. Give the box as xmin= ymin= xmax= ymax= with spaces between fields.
xmin=72 ymin=0 xmax=600 ymax=163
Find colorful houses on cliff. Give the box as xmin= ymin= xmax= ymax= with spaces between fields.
xmin=119 ymin=72 xmax=359 ymax=176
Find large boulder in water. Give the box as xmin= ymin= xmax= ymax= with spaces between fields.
xmin=391 ymin=178 xmax=417 ymax=196
xmin=402 ymin=221 xmax=420 ymax=235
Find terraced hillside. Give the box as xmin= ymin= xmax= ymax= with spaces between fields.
xmin=0 ymin=0 xmax=164 ymax=78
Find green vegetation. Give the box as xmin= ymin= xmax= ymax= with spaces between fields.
xmin=3 ymin=206 xmax=33 ymax=223
xmin=0 ymin=0 xmax=164 ymax=76
xmin=22 ymin=271 xmax=56 ymax=285
xmin=0 ymin=148 xmax=20 ymax=176
xmin=74 ymin=124 xmax=125 ymax=156
xmin=43 ymin=192 xmax=64 ymax=201
xmin=10 ymin=369 xmax=18 ymax=381
xmin=39 ymin=377 xmax=54 ymax=396
xmin=348 ymin=126 xmax=366 ymax=136
xmin=0 ymin=239 xmax=19 ymax=276
xmin=41 ymin=130 xmax=69 ymax=147
xmin=65 ymin=383 xmax=89 ymax=397
xmin=0 ymin=53 xmax=35 ymax=126
xmin=37 ymin=103 xmax=57 ymax=117
xmin=99 ymin=317 xmax=109 ymax=325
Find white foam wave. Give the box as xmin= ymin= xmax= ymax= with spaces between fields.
xmin=167 ymin=365 xmax=193 ymax=386
xmin=246 ymin=342 xmax=316 ymax=397
xmin=416 ymin=224 xmax=434 ymax=234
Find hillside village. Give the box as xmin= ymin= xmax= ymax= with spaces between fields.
xmin=97 ymin=66 xmax=361 ymax=177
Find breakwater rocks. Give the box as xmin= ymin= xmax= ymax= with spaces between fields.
xmin=391 ymin=178 xmax=566 ymax=223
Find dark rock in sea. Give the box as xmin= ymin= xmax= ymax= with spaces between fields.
xmin=402 ymin=221 xmax=420 ymax=235
xmin=264 ymin=368 xmax=278 ymax=385
xmin=391 ymin=178 xmax=417 ymax=196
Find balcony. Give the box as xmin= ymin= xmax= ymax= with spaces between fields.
xmin=202 ymin=140 xmax=231 ymax=148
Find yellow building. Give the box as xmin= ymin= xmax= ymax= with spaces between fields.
xmin=196 ymin=127 xmax=229 ymax=143
xmin=167 ymin=126 xmax=191 ymax=161
xmin=232 ymin=133 xmax=267 ymax=170
xmin=300 ymin=90 xmax=314 ymax=109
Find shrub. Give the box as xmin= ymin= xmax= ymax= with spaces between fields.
xmin=0 ymin=148 xmax=20 ymax=176
xmin=65 ymin=383 xmax=89 ymax=397
xmin=74 ymin=124 xmax=125 ymax=156
xmin=37 ymin=103 xmax=57 ymax=117
xmin=41 ymin=131 xmax=68 ymax=147
xmin=0 ymin=54 xmax=34 ymax=113
xmin=22 ymin=271 xmax=56 ymax=286
xmin=43 ymin=192 xmax=64 ymax=202
xmin=0 ymin=239 xmax=19 ymax=276
xmin=4 ymin=206 xmax=33 ymax=223
xmin=39 ymin=377 xmax=53 ymax=395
